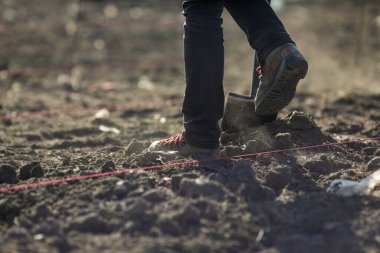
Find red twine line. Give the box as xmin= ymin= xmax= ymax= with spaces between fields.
xmin=1 ymin=136 xmax=379 ymax=193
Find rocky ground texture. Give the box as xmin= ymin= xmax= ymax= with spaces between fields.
xmin=1 ymin=0 xmax=380 ymax=252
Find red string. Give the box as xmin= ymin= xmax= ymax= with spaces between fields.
xmin=1 ymin=136 xmax=379 ymax=193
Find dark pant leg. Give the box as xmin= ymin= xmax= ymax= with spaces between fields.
xmin=182 ymin=0 xmax=224 ymax=149
xmin=224 ymin=0 xmax=294 ymax=65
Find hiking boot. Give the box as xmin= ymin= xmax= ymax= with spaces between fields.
xmin=255 ymin=43 xmax=308 ymax=115
xmin=148 ymin=134 xmax=220 ymax=159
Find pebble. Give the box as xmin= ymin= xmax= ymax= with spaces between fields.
xmin=0 ymin=164 xmax=18 ymax=183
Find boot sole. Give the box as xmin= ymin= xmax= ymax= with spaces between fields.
xmin=255 ymin=54 xmax=308 ymax=115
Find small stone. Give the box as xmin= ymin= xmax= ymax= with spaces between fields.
xmin=374 ymin=150 xmax=380 ymax=157
xmin=99 ymin=161 xmax=116 ymax=172
xmin=179 ymin=177 xmax=226 ymax=201
xmin=0 ymin=164 xmax=18 ymax=183
xmin=287 ymin=111 xmax=316 ymax=130
xmin=264 ymin=166 xmax=292 ymax=193
xmin=125 ymin=139 xmax=148 ymax=156
xmin=367 ymin=157 xmax=380 ymax=171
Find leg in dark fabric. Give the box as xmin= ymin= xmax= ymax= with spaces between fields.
xmin=182 ymin=1 xmax=224 ymax=149
xmin=224 ymin=0 xmax=294 ymax=65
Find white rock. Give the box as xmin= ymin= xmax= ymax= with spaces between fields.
xmin=327 ymin=169 xmax=380 ymax=197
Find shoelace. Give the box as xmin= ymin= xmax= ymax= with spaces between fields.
xmin=256 ymin=65 xmax=263 ymax=80
xmin=158 ymin=134 xmax=185 ymax=146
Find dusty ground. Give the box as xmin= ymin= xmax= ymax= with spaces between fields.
xmin=1 ymin=0 xmax=380 ymax=252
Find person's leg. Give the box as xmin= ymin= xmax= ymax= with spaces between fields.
xmin=149 ymin=0 xmax=224 ymax=156
xmin=181 ymin=0 xmax=225 ymax=149
xmin=225 ymin=0 xmax=308 ymax=115
xmin=224 ymin=0 xmax=293 ymax=65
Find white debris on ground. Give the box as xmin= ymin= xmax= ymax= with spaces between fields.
xmin=99 ymin=125 xmax=120 ymax=134
xmin=93 ymin=109 xmax=110 ymax=119
xmin=327 ymin=169 xmax=380 ymax=197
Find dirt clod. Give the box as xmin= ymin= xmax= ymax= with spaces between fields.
xmin=366 ymin=157 xmax=380 ymax=171
xmin=172 ymin=204 xmax=200 ymax=226
xmin=287 ymin=111 xmax=316 ymax=130
xmin=264 ymin=166 xmax=292 ymax=193
xmin=143 ymin=188 xmax=168 ymax=203
xmin=222 ymin=145 xmax=243 ymax=157
xmin=31 ymin=164 xmax=44 ymax=178
xmin=179 ymin=177 xmax=226 ymax=201
xmin=68 ymin=213 xmax=111 ymax=234
xmin=303 ymin=155 xmax=350 ymax=175
xmin=19 ymin=162 xmax=42 ymax=180
xmin=275 ymin=132 xmax=292 ymax=148
xmin=125 ymin=139 xmax=148 ymax=155
xmin=245 ymin=139 xmax=273 ymax=154
xmin=99 ymin=160 xmax=116 ymax=172
xmin=0 ymin=164 xmax=18 ymax=183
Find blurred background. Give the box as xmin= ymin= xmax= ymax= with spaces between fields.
xmin=0 ymin=0 xmax=379 ymax=113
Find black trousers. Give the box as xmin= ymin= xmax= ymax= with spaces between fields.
xmin=182 ymin=0 xmax=294 ymax=149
